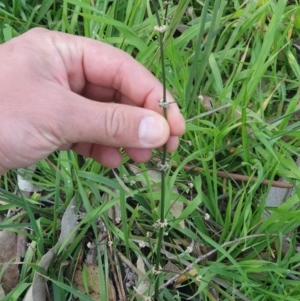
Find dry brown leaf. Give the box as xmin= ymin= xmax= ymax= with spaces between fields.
xmin=85 ymin=242 xmax=98 ymax=265
xmin=74 ymin=264 xmax=116 ymax=301
xmin=0 ymin=285 xmax=5 ymax=299
xmin=169 ymin=197 xmax=184 ymax=229
xmin=174 ymin=268 xmax=198 ymax=286
xmin=103 ymin=190 xmax=121 ymax=224
xmin=23 ymin=197 xmax=77 ymax=301
xmin=0 ymin=230 xmax=19 ymax=293
xmin=16 ymin=219 xmax=28 ymax=260
xmin=163 ymin=260 xmax=180 ymax=274
xmin=199 ymin=95 xmax=214 ymax=111
xmin=24 ymin=247 xmax=56 ymax=301
xmin=135 ymin=256 xmax=150 ymax=295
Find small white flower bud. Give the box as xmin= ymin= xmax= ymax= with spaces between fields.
xmin=154 ymin=25 xmax=167 ymax=33
xmin=139 ymin=241 xmax=146 ymax=248
xmin=196 ymin=275 xmax=202 ymax=282
xmin=204 ymin=213 xmax=210 ymax=220
xmin=157 ymin=160 xmax=169 ymax=171
xmin=186 ymin=245 xmax=193 ymax=254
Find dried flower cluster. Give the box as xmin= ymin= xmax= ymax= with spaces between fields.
xmin=158 ymin=98 xmax=171 ymax=108
xmin=153 ymin=218 xmax=168 ymax=229
xmin=157 ymin=160 xmax=169 ymax=171
xmin=154 ymin=25 xmax=167 ymax=33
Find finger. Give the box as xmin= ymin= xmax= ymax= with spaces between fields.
xmin=166 ymin=136 xmax=179 ymax=152
xmin=124 ymin=148 xmax=153 ymax=163
xmin=52 ymin=87 xmax=170 ymax=149
xmin=81 ymin=82 xmax=185 ymax=137
xmin=71 ymin=143 xmax=122 ymax=168
xmin=156 ymin=136 xmax=179 ymax=152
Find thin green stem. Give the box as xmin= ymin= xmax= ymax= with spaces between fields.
xmin=152 ymin=1 xmax=169 ymax=299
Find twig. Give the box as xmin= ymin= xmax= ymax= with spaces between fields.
xmin=159 ymin=233 xmax=278 ymax=290
xmin=152 ymin=157 xmax=293 ymax=188
xmin=113 ymin=251 xmax=127 ymax=301
xmin=185 ymin=103 xmax=231 ymax=123
xmin=108 ymin=247 xmax=125 ymax=301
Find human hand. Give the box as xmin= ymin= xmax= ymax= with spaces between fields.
xmin=0 ymin=28 xmax=185 ymax=175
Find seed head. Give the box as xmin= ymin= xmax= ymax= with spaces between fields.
xmin=139 ymin=241 xmax=146 ymax=248
xmin=154 ymin=25 xmax=167 ymax=33
xmin=157 ymin=160 xmax=169 ymax=172
xmin=186 ymin=245 xmax=193 ymax=254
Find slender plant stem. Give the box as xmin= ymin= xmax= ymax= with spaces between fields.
xmin=152 ymin=1 xmax=168 ymax=299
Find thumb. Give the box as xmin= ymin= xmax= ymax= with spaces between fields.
xmin=55 ymin=91 xmax=170 ymax=148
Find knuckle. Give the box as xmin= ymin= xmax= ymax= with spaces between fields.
xmin=106 ymin=106 xmax=128 ymax=142
xmin=25 ymin=27 xmax=48 ymax=39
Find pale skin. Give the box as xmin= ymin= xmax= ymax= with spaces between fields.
xmin=0 ymin=28 xmax=185 ymax=175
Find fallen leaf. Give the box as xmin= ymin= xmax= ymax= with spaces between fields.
xmin=74 ymin=264 xmax=116 ymax=301
xmin=265 ymin=180 xmax=293 ymax=211
xmin=103 ymin=191 xmax=121 ymax=224
xmin=0 ymin=230 xmax=19 ymax=293
xmin=169 ymin=197 xmax=185 ymax=229
xmin=112 ymin=169 xmax=133 ymax=197
xmin=58 ymin=197 xmax=78 ymax=246
xmin=0 ymin=286 xmax=5 ymax=299
xmin=16 ymin=231 xmax=28 ymax=261
xmin=23 ymin=197 xmax=77 ymax=301
xmin=17 ymin=165 xmax=41 ymax=196
xmin=199 ymin=95 xmax=214 ymax=111
xmin=24 ymin=247 xmax=56 ymax=301
xmin=163 ymin=260 xmax=180 ymax=274
xmin=135 ymin=256 xmax=150 ymax=295
xmin=174 ymin=268 xmax=198 ymax=286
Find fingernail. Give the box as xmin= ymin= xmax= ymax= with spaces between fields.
xmin=139 ymin=116 xmax=165 ymax=146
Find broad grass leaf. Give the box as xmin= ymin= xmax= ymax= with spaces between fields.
xmin=78 ymin=12 xmax=147 ymax=51
xmin=286 ymin=49 xmax=300 ymax=81
xmin=2 ymin=283 xmax=30 ymax=301
xmin=209 ymin=53 xmax=223 ymax=95
xmin=34 ymin=0 xmax=54 ymax=23
xmin=250 ymin=123 xmax=278 ymax=162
